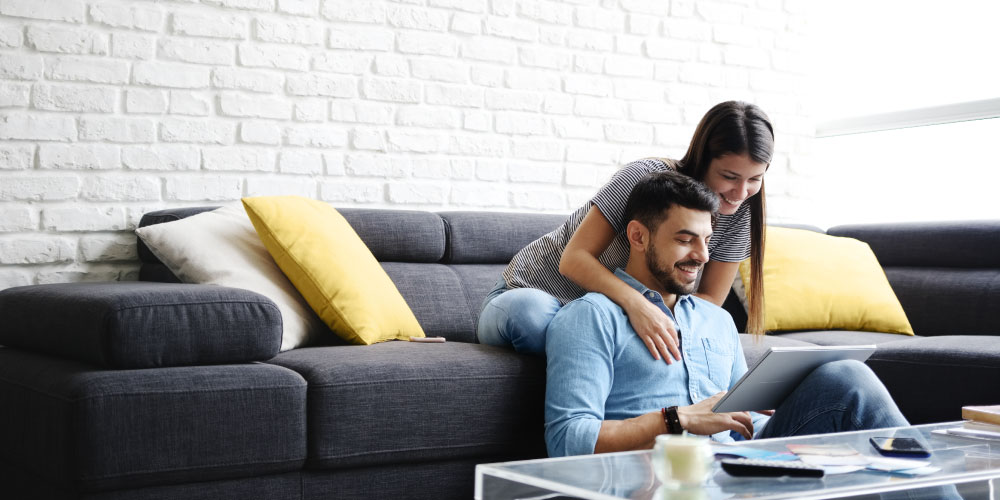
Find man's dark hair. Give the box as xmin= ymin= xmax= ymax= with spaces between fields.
xmin=622 ymin=170 xmax=719 ymax=232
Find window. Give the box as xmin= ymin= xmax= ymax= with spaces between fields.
xmin=806 ymin=0 xmax=1000 ymax=226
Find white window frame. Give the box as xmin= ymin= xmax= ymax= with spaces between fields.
xmin=815 ymin=97 xmax=1000 ymax=138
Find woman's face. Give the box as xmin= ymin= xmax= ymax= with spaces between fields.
xmin=703 ymin=153 xmax=768 ymax=215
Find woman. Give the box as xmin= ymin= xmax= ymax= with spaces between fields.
xmin=477 ymin=101 xmax=771 ymax=360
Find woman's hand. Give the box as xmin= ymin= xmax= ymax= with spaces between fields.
xmin=624 ymin=294 xmax=681 ymax=363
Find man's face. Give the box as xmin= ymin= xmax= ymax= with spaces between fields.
xmin=644 ymin=206 xmax=713 ymax=295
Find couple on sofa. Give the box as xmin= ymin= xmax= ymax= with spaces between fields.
xmin=477 ymin=101 xmax=908 ymax=457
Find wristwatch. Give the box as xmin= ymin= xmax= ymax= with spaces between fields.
xmin=661 ymin=406 xmax=683 ymax=435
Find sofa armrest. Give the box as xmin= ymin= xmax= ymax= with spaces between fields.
xmin=0 ymin=282 xmax=282 ymax=369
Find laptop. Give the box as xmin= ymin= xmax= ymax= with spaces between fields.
xmin=712 ymin=345 xmax=877 ymax=413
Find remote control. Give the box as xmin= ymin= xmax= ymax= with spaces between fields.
xmin=721 ymin=458 xmax=825 ymax=478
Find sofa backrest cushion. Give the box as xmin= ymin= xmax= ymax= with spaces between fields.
xmin=439 ymin=211 xmax=566 ymax=264
xmin=338 ymin=208 xmax=446 ymax=263
xmin=829 ymin=221 xmax=1000 ymax=336
xmin=137 ymin=206 xmax=561 ymax=344
xmin=828 ymin=221 xmax=1000 ymax=268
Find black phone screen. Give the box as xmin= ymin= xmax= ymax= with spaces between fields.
xmin=869 ymin=437 xmax=929 ymax=456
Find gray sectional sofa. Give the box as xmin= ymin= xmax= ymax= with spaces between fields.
xmin=1 ymin=207 xmax=999 ymax=499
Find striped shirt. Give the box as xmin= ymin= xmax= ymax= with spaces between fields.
xmin=502 ymin=158 xmax=752 ymax=304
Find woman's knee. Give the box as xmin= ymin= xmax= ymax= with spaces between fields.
xmin=494 ymin=289 xmax=561 ymax=331
xmin=477 ymin=288 xmax=561 ymax=350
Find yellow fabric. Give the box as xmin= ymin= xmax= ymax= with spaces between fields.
xmin=242 ymin=196 xmax=425 ymax=345
xmin=739 ymin=226 xmax=913 ymax=335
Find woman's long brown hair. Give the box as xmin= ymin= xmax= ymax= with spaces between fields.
xmin=676 ymin=101 xmax=773 ymax=335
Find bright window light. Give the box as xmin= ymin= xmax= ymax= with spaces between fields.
xmin=805 ymin=1 xmax=999 ymax=226
xmin=812 ymin=0 xmax=1000 ymax=120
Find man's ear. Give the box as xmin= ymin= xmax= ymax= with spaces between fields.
xmin=626 ymin=220 xmax=648 ymax=252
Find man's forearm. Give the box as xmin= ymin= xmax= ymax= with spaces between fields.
xmin=594 ymin=411 xmax=667 ymax=454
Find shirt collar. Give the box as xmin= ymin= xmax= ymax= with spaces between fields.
xmin=613 ymin=268 xmax=694 ymax=308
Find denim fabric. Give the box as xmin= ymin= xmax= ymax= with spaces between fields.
xmin=339 ymin=208 xmax=446 ymax=262
xmin=137 ymin=206 xmax=219 ymax=264
xmin=828 ymin=220 xmax=1000 ymax=268
xmin=756 ymin=360 xmax=908 ymax=438
xmin=0 ymin=348 xmax=307 ymax=492
xmin=544 ymin=270 xmax=767 ymax=457
xmin=0 ymin=282 xmax=282 ymax=368
xmin=866 ymin=335 xmax=1000 ymax=424
xmin=267 ymin=341 xmax=546 ymax=468
xmin=476 ymin=277 xmax=562 ymax=354
xmin=438 ymin=211 xmax=565 ymax=264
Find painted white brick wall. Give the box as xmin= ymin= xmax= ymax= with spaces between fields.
xmin=0 ymin=0 xmax=812 ymax=289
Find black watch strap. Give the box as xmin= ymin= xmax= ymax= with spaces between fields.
xmin=662 ymin=406 xmax=683 ymax=435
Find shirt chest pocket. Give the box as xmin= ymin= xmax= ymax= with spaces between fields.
xmin=701 ymin=338 xmax=733 ymax=390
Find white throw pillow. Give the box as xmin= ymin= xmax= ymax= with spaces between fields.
xmin=135 ymin=204 xmax=326 ymax=351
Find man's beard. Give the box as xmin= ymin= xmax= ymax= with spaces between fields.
xmin=645 ymin=240 xmax=700 ymax=296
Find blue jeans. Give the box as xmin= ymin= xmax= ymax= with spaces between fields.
xmin=756 ymin=359 xmax=909 ymax=438
xmin=759 ymin=362 xmax=965 ymax=499
xmin=476 ymin=278 xmax=562 ymax=355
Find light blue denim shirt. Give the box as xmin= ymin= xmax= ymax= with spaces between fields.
xmin=544 ymin=269 xmax=770 ymax=457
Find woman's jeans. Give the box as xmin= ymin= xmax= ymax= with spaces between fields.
xmin=476 ymin=278 xmax=562 ymax=355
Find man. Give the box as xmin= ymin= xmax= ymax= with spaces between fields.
xmin=544 ymin=171 xmax=908 ymax=457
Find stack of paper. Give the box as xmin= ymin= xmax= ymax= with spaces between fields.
xmin=786 ymin=444 xmax=938 ymax=476
xmin=936 ymin=421 xmax=1000 ymax=440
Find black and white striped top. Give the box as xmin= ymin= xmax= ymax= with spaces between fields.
xmin=502 ymin=158 xmax=752 ymax=304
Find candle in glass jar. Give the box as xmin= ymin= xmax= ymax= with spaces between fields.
xmin=664 ymin=438 xmax=708 ymax=483
xmin=653 ymin=434 xmax=712 ymax=487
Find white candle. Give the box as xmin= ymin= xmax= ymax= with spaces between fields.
xmin=664 ymin=438 xmax=708 ymax=483
xmin=653 ymin=434 xmax=713 ymax=488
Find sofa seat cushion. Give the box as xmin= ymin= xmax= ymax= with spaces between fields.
xmin=0 ymin=282 xmax=282 ymax=368
xmin=772 ymin=330 xmax=918 ymax=346
xmin=0 ymin=349 xmax=307 ymax=492
xmin=865 ymin=336 xmax=1000 ymax=424
xmin=268 ymin=342 xmax=546 ymax=469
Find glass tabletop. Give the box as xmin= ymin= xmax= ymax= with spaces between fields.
xmin=476 ymin=422 xmax=1000 ymax=500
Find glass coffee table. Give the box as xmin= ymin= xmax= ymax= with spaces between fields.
xmin=476 ymin=422 xmax=1000 ymax=499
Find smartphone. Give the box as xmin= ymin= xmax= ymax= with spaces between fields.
xmin=869 ymin=437 xmax=930 ymax=458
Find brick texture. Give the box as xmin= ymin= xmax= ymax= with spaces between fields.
xmin=0 ymin=0 xmax=810 ymax=287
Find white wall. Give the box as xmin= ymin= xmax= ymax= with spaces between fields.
xmin=0 ymin=0 xmax=812 ymax=289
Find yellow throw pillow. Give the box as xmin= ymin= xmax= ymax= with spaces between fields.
xmin=242 ymin=196 xmax=425 ymax=345
xmin=739 ymin=226 xmax=914 ymax=335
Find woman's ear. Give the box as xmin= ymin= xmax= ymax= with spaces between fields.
xmin=626 ymin=220 xmax=648 ymax=252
